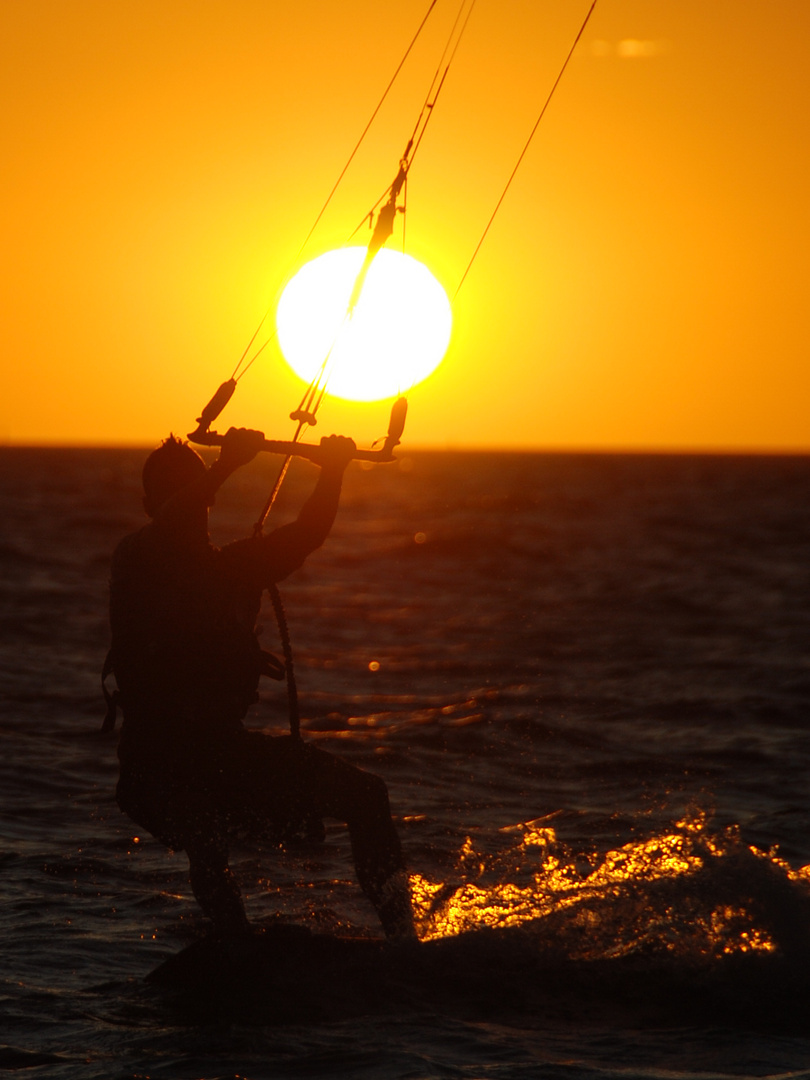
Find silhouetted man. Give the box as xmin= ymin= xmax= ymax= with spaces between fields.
xmin=107 ymin=428 xmax=413 ymax=940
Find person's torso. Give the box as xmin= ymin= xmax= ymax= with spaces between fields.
xmin=109 ymin=526 xmax=264 ymax=744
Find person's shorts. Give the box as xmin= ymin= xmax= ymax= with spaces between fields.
xmin=116 ymin=730 xmax=374 ymax=851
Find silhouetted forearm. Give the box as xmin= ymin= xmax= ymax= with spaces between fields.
xmin=258 ymin=466 xmax=344 ymax=582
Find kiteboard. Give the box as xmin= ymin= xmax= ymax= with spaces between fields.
xmin=145 ymin=920 xmax=557 ymax=1021
xmin=147 ymin=923 xmax=465 ymax=1020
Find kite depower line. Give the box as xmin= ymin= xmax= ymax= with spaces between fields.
xmin=188 ymin=0 xmax=476 ymax=495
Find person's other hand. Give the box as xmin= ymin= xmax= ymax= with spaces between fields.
xmin=318 ymin=434 xmax=357 ymax=472
xmin=218 ymin=427 xmax=265 ymax=471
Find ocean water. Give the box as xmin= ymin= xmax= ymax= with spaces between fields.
xmin=1 ymin=446 xmax=810 ymax=1078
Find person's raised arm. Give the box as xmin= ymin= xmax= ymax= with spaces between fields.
xmin=240 ymin=434 xmax=356 ymax=584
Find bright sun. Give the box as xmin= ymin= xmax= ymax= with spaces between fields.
xmin=276 ymin=248 xmax=452 ymax=402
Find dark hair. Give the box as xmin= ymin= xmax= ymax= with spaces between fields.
xmin=142 ymin=435 xmax=206 ymax=514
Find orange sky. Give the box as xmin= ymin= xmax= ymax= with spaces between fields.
xmin=2 ymin=1 xmax=809 ymax=451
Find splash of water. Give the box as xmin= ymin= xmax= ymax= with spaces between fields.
xmin=410 ymin=811 xmax=810 ymax=961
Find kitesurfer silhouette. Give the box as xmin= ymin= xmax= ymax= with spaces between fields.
xmin=107 ymin=427 xmax=414 ymax=941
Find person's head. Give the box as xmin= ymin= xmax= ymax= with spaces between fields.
xmin=142 ymin=435 xmax=206 ymax=517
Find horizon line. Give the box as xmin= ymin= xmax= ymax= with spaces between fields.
xmin=1 ymin=440 xmax=809 ymax=458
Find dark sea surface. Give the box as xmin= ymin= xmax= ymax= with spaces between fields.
xmin=1 ymin=446 xmax=810 ymax=1079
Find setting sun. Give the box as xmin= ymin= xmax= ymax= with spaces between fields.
xmin=276 ymin=248 xmax=452 ymax=402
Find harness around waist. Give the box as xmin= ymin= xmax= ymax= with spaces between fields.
xmin=101 ymin=646 xmax=285 ymax=732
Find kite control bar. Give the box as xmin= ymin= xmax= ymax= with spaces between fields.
xmin=187 ymin=380 xmax=407 ymax=464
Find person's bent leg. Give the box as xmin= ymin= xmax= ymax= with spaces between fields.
xmin=226 ymin=734 xmax=415 ymax=940
xmin=277 ymin=741 xmax=415 ymax=940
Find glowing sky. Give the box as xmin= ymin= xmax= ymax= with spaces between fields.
xmin=2 ymin=1 xmax=809 ymax=450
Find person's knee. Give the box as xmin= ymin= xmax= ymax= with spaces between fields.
xmin=301 ymin=747 xmax=394 ymax=825
xmin=344 ymin=769 xmax=396 ymax=834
